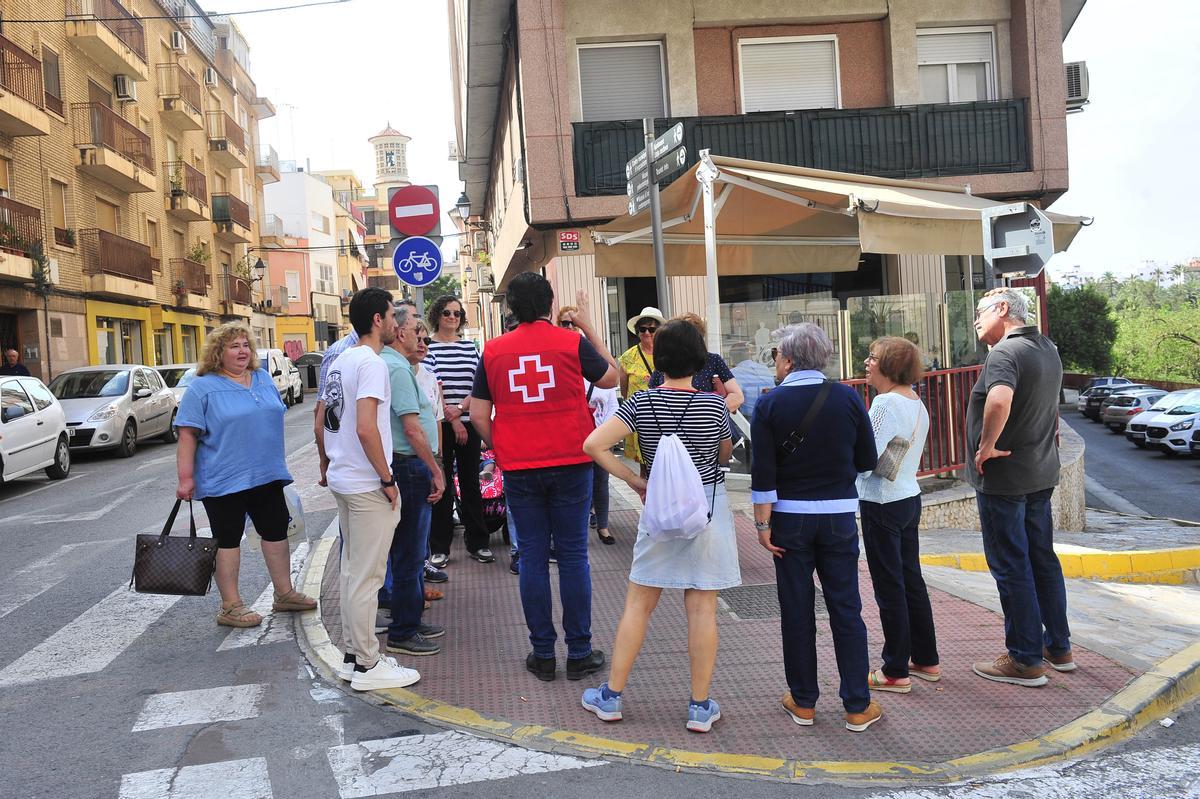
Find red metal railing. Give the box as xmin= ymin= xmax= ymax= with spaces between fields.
xmin=72 ymin=102 xmax=155 ymax=172
xmin=0 ymin=195 xmax=43 ymax=253
xmin=171 ymin=258 xmax=208 ymax=295
xmin=77 ymin=228 xmax=155 ymax=283
xmin=0 ymin=33 xmax=45 ymax=109
xmin=163 ymin=160 xmax=207 ymax=205
xmin=842 ymin=364 xmax=984 ymax=477
xmin=206 ymin=110 xmax=245 ymax=157
xmin=221 ymin=272 xmax=251 ymax=304
xmin=156 ymin=63 xmax=203 ymax=117
xmin=66 ymin=0 xmax=146 ymax=63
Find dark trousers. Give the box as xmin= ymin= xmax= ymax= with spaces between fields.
xmin=976 ymin=487 xmax=1071 ymax=666
xmin=591 ymin=464 xmax=610 ymax=530
xmin=860 ymin=496 xmax=939 ymax=679
xmin=386 ymin=455 xmax=433 ymax=641
xmin=505 ymin=463 xmax=593 ymax=660
xmin=771 ymin=511 xmax=870 ymax=713
xmin=430 ymin=420 xmax=489 ymax=556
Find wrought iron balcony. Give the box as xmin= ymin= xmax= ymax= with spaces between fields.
xmin=78 ymin=228 xmax=155 ymax=283
xmin=212 ymin=193 xmax=250 ymax=227
xmin=164 ymin=160 xmax=207 ymax=205
xmin=221 ymin=272 xmax=251 ymax=305
xmin=0 ymin=196 xmax=43 ymax=255
xmin=72 ymin=102 xmax=155 ymax=192
xmin=65 ymin=0 xmax=147 ymax=78
xmin=156 ymin=63 xmax=203 ymax=130
xmin=206 ymin=110 xmax=246 ymax=169
xmin=171 ymin=257 xmax=209 ymax=296
xmin=0 ymin=33 xmax=50 ymax=136
xmin=572 ymin=99 xmax=1031 ymax=197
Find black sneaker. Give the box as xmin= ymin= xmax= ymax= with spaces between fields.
xmin=386 ymin=634 xmax=441 ymax=656
xmin=418 ymin=623 xmax=445 ymax=639
xmin=470 ymin=547 xmax=495 ymax=563
xmin=424 ymin=564 xmax=449 ymax=583
xmin=509 ymin=551 xmax=520 ymax=575
xmin=566 ymin=650 xmax=606 ymax=681
xmin=526 ymin=652 xmax=556 ymax=682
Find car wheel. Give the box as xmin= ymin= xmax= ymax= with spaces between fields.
xmin=1107 ymin=425 xmax=1121 ymax=433
xmin=1134 ymin=440 xmax=1147 ymax=449
xmin=118 ymin=420 xmax=137 ymax=458
xmin=45 ymin=435 xmax=71 ymax=479
xmin=295 ymin=387 xmax=304 ymax=404
xmin=286 ymin=388 xmax=295 ymax=407
xmin=159 ymin=411 xmax=179 ymax=443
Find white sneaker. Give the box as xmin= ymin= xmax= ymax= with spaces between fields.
xmin=349 ymin=655 xmax=420 ymax=691
xmin=337 ymin=661 xmax=354 ymax=681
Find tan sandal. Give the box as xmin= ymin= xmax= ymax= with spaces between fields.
xmin=909 ymin=662 xmax=942 ymax=682
xmin=217 ymin=604 xmax=263 ymax=628
xmin=272 ymin=589 xmax=317 ymax=613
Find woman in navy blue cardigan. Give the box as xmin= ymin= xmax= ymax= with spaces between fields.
xmin=750 ymin=323 xmax=881 ymax=733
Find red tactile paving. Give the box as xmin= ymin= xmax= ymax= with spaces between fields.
xmin=320 ymin=507 xmax=1139 ymax=765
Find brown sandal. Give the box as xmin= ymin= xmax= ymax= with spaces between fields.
xmin=272 ymin=589 xmax=317 ymax=613
xmin=217 ymin=604 xmax=263 ymax=628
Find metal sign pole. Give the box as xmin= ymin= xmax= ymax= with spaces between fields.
xmin=645 ymin=118 xmax=672 ymax=318
xmin=414 ymin=286 xmax=425 ymax=317
xmin=699 ymin=156 xmax=720 ymax=353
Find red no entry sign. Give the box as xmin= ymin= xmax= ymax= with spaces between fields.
xmin=388 ymin=185 xmax=440 ymax=237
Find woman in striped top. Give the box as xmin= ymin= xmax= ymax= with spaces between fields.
xmin=425 ymin=295 xmax=493 ymax=566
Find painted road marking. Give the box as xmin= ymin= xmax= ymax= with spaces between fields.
xmin=119 ymin=758 xmax=273 ymax=799
xmin=0 ymin=471 xmax=89 ymax=507
xmin=7 ymin=478 xmax=155 ymax=524
xmin=325 ymin=730 xmax=604 ymax=797
xmin=0 ymin=586 xmax=181 ymax=687
xmin=0 ymin=539 xmax=123 ymax=619
xmin=217 ymin=542 xmax=310 ymax=651
xmin=131 ymin=683 xmax=267 ymax=732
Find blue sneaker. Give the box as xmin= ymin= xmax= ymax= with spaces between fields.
xmin=686 ymin=698 xmax=721 ymax=732
xmin=581 ymin=683 xmax=623 ymax=722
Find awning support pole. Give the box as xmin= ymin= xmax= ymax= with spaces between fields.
xmin=699 ymin=152 xmax=721 ymax=353
xmin=646 ymin=118 xmax=672 ymax=317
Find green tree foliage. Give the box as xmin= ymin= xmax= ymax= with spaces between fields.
xmin=1107 ymin=276 xmax=1200 ymax=382
xmin=1047 ymin=283 xmax=1117 ymax=373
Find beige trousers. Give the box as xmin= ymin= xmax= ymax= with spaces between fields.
xmin=333 ymin=488 xmax=402 ymax=668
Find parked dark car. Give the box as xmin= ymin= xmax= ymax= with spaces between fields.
xmin=1084 ymin=383 xmax=1155 ymax=421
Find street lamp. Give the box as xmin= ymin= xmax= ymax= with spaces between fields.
xmin=455 ymin=192 xmax=470 ymax=219
xmin=250 ymin=257 xmax=267 ymax=284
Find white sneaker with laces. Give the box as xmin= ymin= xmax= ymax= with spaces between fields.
xmin=350 ymin=655 xmax=421 ymax=691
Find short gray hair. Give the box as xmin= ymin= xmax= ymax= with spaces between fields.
xmin=392 ymin=302 xmax=411 ymax=327
xmin=777 ymin=323 xmax=833 ymax=372
xmin=982 ymin=287 xmax=1029 ymax=323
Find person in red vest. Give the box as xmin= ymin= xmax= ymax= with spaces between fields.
xmin=471 ymin=273 xmax=618 ymax=682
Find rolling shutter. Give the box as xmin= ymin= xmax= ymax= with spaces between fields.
xmin=740 ymin=39 xmax=839 ymax=113
xmin=916 ymin=31 xmax=993 ymax=65
xmin=578 ymin=44 xmax=666 ymax=122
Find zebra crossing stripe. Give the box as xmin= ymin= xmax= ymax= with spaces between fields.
xmin=0 ymin=539 xmax=123 ymax=619
xmin=217 ymin=542 xmax=311 ymax=651
xmin=325 ymin=731 xmax=604 ymax=797
xmin=132 ymin=684 xmax=267 ymax=732
xmin=119 ymin=758 xmax=272 ymax=799
xmin=0 ymin=586 xmax=180 ymax=688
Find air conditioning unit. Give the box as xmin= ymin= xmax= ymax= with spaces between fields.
xmin=1065 ymin=61 xmax=1089 ymax=112
xmin=114 ymin=75 xmax=137 ymax=103
xmin=170 ymin=30 xmax=187 ymax=53
xmin=204 ymin=67 xmax=218 ymax=88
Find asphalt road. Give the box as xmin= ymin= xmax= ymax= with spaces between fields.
xmin=1065 ymin=406 xmax=1200 ymax=522
xmin=0 ymin=396 xmax=1195 ymax=798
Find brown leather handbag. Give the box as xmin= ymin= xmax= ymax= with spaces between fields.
xmin=130 ymin=499 xmax=216 ymax=596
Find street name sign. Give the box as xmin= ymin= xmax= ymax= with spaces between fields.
xmin=650 ymin=122 xmax=683 ymax=161
xmin=392 ymin=235 xmax=443 ymax=287
xmin=652 ymin=146 xmax=687 ymax=183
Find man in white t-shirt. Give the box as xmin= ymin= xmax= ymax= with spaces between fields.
xmin=322 ymin=287 xmax=420 ymax=692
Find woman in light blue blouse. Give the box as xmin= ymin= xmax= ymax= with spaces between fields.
xmin=857 ymin=336 xmax=939 ymax=693
xmin=175 ymin=322 xmax=315 ymax=628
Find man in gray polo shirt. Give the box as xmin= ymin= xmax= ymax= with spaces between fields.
xmin=965 ymin=286 xmax=1071 ymax=688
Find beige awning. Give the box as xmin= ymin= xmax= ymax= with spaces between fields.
xmin=591 ymin=155 xmax=1087 ymax=277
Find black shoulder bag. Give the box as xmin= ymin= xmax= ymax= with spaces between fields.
xmin=130 ymin=499 xmax=217 ymax=596
xmin=779 ymin=380 xmax=833 ymax=455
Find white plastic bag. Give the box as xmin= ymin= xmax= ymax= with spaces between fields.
xmin=642 ymin=432 xmax=709 ymax=541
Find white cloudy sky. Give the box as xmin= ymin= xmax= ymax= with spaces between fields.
xmin=234 ymin=0 xmax=1198 ymax=276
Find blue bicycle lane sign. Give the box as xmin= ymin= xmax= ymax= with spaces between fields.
xmin=392 ymin=236 xmax=443 ymax=287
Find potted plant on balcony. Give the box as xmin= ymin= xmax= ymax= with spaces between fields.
xmin=172 ymin=279 xmax=188 ymax=300
xmin=168 ymin=165 xmax=186 ymax=198
xmin=185 ymin=240 xmax=210 ymax=265
xmin=0 ymin=225 xmax=26 ymax=257
xmin=62 ymin=228 xmax=76 ymax=247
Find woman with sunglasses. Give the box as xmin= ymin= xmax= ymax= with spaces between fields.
xmin=617 ymin=307 xmax=666 ymax=471
xmin=425 ymin=295 xmax=492 ymax=567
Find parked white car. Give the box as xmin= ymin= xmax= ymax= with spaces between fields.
xmin=1126 ymin=389 xmax=1200 ymax=448
xmin=1143 ymin=392 xmax=1200 ymax=456
xmin=49 ymin=365 xmax=178 ymax=457
xmin=257 ymin=348 xmax=298 ymax=406
xmin=154 ymin=363 xmax=198 ymax=403
xmin=284 ymin=357 xmax=304 ymax=405
xmin=0 ymin=375 xmax=71 ymax=485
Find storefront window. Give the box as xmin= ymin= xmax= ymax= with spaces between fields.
xmin=154 ymin=324 xmax=175 ymax=365
xmin=96 ymin=317 xmax=143 ymax=365
xmin=846 ymin=294 xmax=945 ymax=377
xmin=180 ymin=325 xmax=200 ymax=363
xmin=718 ymin=293 xmax=843 ymax=380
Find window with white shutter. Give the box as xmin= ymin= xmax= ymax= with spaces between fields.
xmin=578 ymin=42 xmax=667 ymax=122
xmin=916 ymin=29 xmax=996 ymax=103
xmin=739 ymin=37 xmax=840 ymax=113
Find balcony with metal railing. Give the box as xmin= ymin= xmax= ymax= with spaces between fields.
xmin=260 ymin=213 xmax=287 ymax=246
xmin=72 ymin=102 xmax=155 ymax=192
xmin=170 ymin=257 xmax=212 ymax=311
xmin=0 ymin=196 xmax=42 ymax=283
xmin=264 ymin=284 xmax=288 ymax=314
xmin=220 ymin=272 xmax=252 ymax=316
xmin=65 ymin=0 xmax=148 ymax=81
xmin=164 ymin=160 xmax=208 ymax=222
xmin=206 ymin=110 xmax=247 ymax=170
xmin=156 ymin=63 xmax=203 ymax=131
xmin=255 ymin=144 xmax=280 ymax=184
xmin=0 ymin=34 xmax=51 ymax=136
xmin=212 ymin=193 xmax=251 ymax=243
xmin=572 ymin=99 xmax=1031 ymax=197
xmin=77 ymin=228 xmax=157 ymax=300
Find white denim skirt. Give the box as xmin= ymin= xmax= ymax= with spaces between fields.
xmin=628 ymin=483 xmax=742 ymax=591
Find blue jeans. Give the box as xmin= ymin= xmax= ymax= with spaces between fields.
xmin=591 ymin=464 xmax=610 ymax=529
xmin=771 ymin=511 xmax=870 ymax=713
xmin=505 ymin=463 xmax=593 ymax=660
xmin=386 ymin=455 xmax=434 ymax=641
xmin=860 ymin=496 xmax=939 ymax=678
xmin=506 ymin=506 xmax=518 ymax=555
xmin=976 ymin=487 xmax=1070 ymax=666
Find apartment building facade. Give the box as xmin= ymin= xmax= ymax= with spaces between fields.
xmin=450 ymin=0 xmax=1086 ymax=369
xmin=0 ymin=0 xmax=277 ymax=378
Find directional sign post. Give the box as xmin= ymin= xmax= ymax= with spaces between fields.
xmin=624 ymin=120 xmax=686 ymax=317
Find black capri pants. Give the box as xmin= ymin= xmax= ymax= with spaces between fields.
xmin=201 ymin=480 xmax=290 ymax=549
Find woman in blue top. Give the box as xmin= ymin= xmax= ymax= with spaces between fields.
xmin=175 ymin=322 xmax=316 ymax=628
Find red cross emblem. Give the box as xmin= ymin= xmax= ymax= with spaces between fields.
xmin=508 ymin=354 xmax=556 ymax=403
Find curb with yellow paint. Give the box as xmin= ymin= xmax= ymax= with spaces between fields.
xmin=297 ymin=534 xmax=1200 ymax=784
xmin=921 ymin=547 xmax=1200 ymax=585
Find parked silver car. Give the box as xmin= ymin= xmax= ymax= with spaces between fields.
xmin=1126 ymin=389 xmax=1200 ymax=448
xmin=49 ymin=365 xmax=179 ymax=457
xmin=154 ymin=363 xmax=198 ymax=403
xmin=1102 ymin=389 xmax=1167 ymax=432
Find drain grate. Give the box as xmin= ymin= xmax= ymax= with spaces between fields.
xmin=718 ymin=583 xmax=827 ymax=620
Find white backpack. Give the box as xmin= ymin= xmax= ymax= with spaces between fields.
xmin=641 ymin=392 xmax=714 ymax=541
